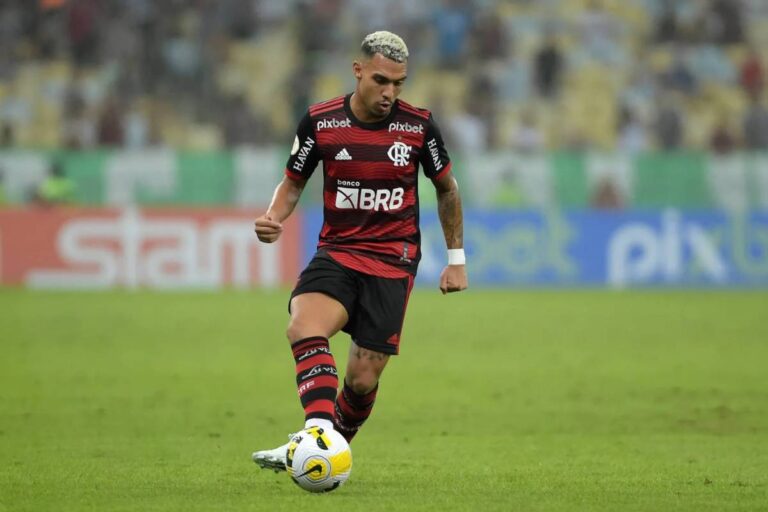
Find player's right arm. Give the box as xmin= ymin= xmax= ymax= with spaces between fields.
xmin=254 ymin=177 xmax=307 ymax=243
xmin=254 ymin=111 xmax=319 ymax=244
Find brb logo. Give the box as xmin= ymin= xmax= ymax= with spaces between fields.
xmin=387 ymin=141 xmax=412 ymax=167
xmin=335 ymin=180 xmax=404 ymax=212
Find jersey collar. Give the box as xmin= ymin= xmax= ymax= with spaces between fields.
xmin=344 ymin=93 xmax=399 ymax=131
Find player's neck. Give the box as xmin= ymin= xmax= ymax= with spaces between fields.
xmin=349 ymin=93 xmax=388 ymax=124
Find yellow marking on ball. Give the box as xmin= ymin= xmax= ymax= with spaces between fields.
xmin=305 ymin=426 xmax=333 ymax=448
xmin=329 ymin=449 xmax=352 ymax=476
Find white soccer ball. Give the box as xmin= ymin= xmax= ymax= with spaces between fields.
xmin=286 ymin=426 xmax=352 ymax=492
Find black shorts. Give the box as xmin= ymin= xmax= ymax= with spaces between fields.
xmin=289 ymin=252 xmax=414 ymax=355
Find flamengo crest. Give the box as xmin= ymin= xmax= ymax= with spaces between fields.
xmin=387 ymin=141 xmax=412 ymax=167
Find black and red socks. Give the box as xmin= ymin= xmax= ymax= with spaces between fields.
xmin=292 ymin=336 xmax=338 ymax=422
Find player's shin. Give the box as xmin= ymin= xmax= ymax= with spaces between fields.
xmin=293 ymin=336 xmax=338 ymax=427
xmin=333 ymin=381 xmax=378 ymax=442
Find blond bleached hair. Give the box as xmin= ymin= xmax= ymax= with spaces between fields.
xmin=361 ymin=31 xmax=409 ymax=63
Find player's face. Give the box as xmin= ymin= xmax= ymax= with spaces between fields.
xmin=353 ymin=53 xmax=407 ymax=121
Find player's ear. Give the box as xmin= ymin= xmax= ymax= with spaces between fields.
xmin=352 ymin=61 xmax=363 ymax=80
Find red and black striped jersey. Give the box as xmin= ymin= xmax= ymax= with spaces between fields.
xmin=284 ymin=93 xmax=452 ymax=278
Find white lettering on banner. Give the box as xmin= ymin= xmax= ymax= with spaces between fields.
xmin=26 ymin=208 xmax=280 ymax=289
xmin=106 ymin=150 xmax=177 ymax=206
xmin=416 ymin=211 xmax=768 ymax=286
xmin=608 ymin=210 xmax=727 ymax=287
xmin=417 ymin=211 xmax=575 ymax=282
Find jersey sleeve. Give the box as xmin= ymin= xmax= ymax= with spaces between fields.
xmin=285 ymin=111 xmax=320 ymax=180
xmin=419 ymin=114 xmax=452 ymax=180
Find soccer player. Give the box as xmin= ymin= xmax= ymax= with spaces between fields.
xmin=252 ymin=31 xmax=467 ymax=471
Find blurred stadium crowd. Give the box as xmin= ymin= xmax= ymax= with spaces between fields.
xmin=0 ymin=0 xmax=767 ymax=154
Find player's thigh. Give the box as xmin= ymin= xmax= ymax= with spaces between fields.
xmin=287 ymin=253 xmax=357 ymax=342
xmin=287 ymin=292 xmax=349 ymax=341
xmin=348 ymin=273 xmax=414 ymax=356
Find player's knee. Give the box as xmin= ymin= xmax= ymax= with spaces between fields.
xmin=285 ymin=318 xmax=308 ymax=343
xmin=285 ymin=316 xmax=327 ymax=343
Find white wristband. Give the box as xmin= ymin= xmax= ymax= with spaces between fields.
xmin=447 ymin=248 xmax=466 ymax=266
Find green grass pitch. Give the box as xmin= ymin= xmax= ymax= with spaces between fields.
xmin=1 ymin=289 xmax=767 ymax=511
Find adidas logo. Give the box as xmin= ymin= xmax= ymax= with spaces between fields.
xmin=335 ymin=148 xmax=352 ymax=161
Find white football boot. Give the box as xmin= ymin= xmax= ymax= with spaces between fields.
xmin=253 ymin=420 xmax=335 ymax=472
xmin=252 ymin=436 xmax=291 ymax=472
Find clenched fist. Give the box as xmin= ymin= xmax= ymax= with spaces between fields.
xmin=254 ymin=214 xmax=283 ymax=243
xmin=439 ymin=264 xmax=468 ymax=294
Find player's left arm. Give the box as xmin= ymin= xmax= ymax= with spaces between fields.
xmin=434 ymin=171 xmax=468 ymax=294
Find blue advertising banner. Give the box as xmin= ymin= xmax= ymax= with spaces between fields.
xmin=301 ymin=209 xmax=768 ymax=287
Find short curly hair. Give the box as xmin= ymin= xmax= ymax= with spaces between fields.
xmin=361 ymin=31 xmax=409 ymax=63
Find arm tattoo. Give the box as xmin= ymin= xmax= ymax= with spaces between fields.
xmin=436 ymin=179 xmax=464 ymax=249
